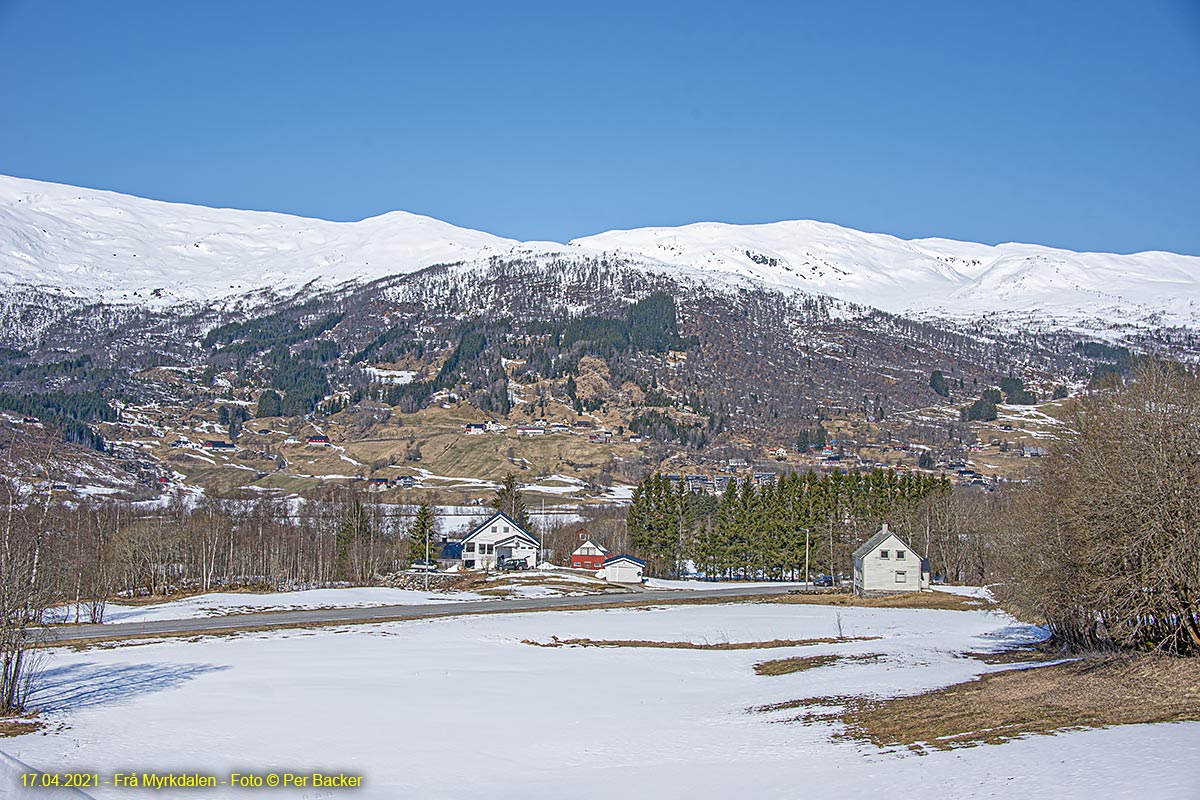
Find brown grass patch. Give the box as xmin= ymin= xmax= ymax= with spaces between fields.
xmin=961 ymin=643 xmax=1055 ymax=665
xmin=767 ymin=590 xmax=991 ymax=612
xmin=754 ymin=652 xmax=884 ymax=676
xmin=0 ymin=717 xmax=43 ymax=737
xmin=751 ymin=694 xmax=862 ymax=714
xmin=523 ymin=635 xmax=879 ymax=650
xmin=810 ymin=654 xmax=1200 ymax=751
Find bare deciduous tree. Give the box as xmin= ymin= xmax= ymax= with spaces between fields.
xmin=996 ymin=361 xmax=1200 ymax=655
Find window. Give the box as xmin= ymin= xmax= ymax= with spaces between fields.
xmin=895 ymin=571 xmax=907 ymax=583
xmin=465 ymin=543 xmax=475 ymax=553
xmin=465 ymin=560 xmax=475 ymax=569
xmin=879 ymin=550 xmax=889 ymax=559
xmin=502 ymin=526 xmax=509 ymax=533
xmin=896 ymin=550 xmax=906 ymax=560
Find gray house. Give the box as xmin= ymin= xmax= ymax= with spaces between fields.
xmin=852 ymin=523 xmax=931 ymax=597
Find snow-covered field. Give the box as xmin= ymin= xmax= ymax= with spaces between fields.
xmin=8 ymin=601 xmax=1199 ymax=799
xmin=46 ymin=587 xmax=491 ymax=626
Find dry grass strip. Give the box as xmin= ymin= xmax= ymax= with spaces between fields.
xmin=751 ymin=694 xmax=862 ymax=714
xmin=775 ymin=654 xmax=1200 ymax=751
xmin=0 ymin=718 xmax=43 ymax=737
xmin=766 ymin=591 xmax=991 ymax=612
xmin=523 ymin=635 xmax=880 ymax=650
xmin=960 ymin=644 xmax=1055 ymax=665
xmin=754 ymin=652 xmax=885 ymax=676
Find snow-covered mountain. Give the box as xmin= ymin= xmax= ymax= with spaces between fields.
xmin=2 ymin=173 xmax=1198 ymax=331
xmin=0 ymin=174 xmax=516 ymax=305
xmin=571 ymin=222 xmax=1200 ymax=331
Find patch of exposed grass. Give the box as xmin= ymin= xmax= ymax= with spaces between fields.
xmin=754 ymin=652 xmax=884 ymax=676
xmin=0 ymin=717 xmax=43 ymax=737
xmin=961 ymin=643 xmax=1055 ymax=665
xmin=750 ymin=694 xmax=862 ymax=714
xmin=523 ymin=635 xmax=879 ymax=650
xmin=775 ymin=654 xmax=1200 ymax=751
xmin=767 ymin=590 xmax=991 ymax=612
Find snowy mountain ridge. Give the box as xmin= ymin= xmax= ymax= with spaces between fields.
xmin=2 ymin=173 xmax=1197 ymax=331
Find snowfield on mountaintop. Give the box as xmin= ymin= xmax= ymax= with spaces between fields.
xmin=9 ymin=601 xmax=1199 ymax=799
xmin=3 ymin=173 xmax=1199 ymax=330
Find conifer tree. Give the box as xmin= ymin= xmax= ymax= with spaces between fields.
xmin=408 ymin=503 xmax=437 ymax=566
xmin=256 ymin=390 xmax=283 ymax=418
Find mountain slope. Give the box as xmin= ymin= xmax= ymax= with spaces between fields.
xmin=571 ymin=221 xmax=1200 ymax=330
xmin=0 ymin=174 xmax=516 ymax=305
xmin=1 ymin=173 xmax=1198 ymax=332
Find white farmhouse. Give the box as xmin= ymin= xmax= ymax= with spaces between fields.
xmin=601 ymin=555 xmax=645 ymax=584
xmin=851 ymin=523 xmax=930 ymax=597
xmin=461 ymin=511 xmax=539 ymax=570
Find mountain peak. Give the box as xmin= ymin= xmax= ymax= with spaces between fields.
xmin=1 ymin=174 xmax=1197 ymax=331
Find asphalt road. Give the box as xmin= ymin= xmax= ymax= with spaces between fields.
xmin=37 ymin=584 xmax=799 ymax=645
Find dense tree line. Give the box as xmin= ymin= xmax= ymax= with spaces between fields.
xmin=201 ymin=304 xmax=343 ymax=356
xmin=0 ymin=390 xmax=113 ymax=450
xmin=629 ymin=409 xmax=708 ymax=448
xmin=0 ymin=484 xmax=439 ymax=712
xmin=527 ymin=291 xmax=699 ymax=359
xmin=263 ymin=346 xmax=333 ymax=416
xmin=627 ymin=469 xmax=950 ymax=579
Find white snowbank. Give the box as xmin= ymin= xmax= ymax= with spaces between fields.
xmin=47 ymin=587 xmax=490 ymax=626
xmin=933 ymin=584 xmax=997 ymax=601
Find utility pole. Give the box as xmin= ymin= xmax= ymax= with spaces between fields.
xmin=804 ymin=528 xmax=810 ymax=587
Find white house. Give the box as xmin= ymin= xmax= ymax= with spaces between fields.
xmin=461 ymin=511 xmax=539 ymax=570
xmin=851 ymin=523 xmax=931 ymax=597
xmin=601 ymin=555 xmax=645 ymax=584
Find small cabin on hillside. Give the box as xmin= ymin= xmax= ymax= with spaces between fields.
xmin=852 ymin=523 xmax=931 ymax=597
xmin=461 ymin=511 xmax=539 ymax=570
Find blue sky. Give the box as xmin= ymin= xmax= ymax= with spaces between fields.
xmin=1 ymin=1 xmax=1198 ymax=254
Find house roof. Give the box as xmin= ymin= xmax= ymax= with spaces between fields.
xmin=603 ymin=554 xmax=645 ymax=567
xmin=494 ymin=533 xmax=538 ymax=549
xmin=852 ymin=523 xmax=919 ymax=560
xmin=462 ymin=510 xmax=539 ymax=545
xmin=572 ymin=538 xmax=609 ymax=556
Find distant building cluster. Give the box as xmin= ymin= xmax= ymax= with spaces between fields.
xmin=463 ymin=418 xmax=629 ymax=444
